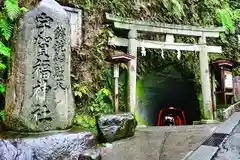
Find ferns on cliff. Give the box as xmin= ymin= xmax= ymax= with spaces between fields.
xmin=162 ymin=0 xmax=185 ymax=19
xmin=0 ymin=0 xmax=27 ymax=95
xmin=4 ymin=0 xmax=21 ymax=20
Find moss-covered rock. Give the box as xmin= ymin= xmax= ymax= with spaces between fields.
xmin=96 ymin=113 xmax=137 ymax=142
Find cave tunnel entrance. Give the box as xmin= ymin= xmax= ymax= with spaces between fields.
xmin=136 ymin=65 xmax=201 ymax=126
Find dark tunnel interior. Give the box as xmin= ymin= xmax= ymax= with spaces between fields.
xmin=137 ymin=65 xmax=201 ymax=125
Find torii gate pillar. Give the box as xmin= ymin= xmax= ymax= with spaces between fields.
xmin=199 ymin=36 xmax=213 ymax=120
xmin=128 ymin=29 xmax=138 ymax=113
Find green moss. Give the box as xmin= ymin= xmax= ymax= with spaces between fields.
xmin=136 ymin=79 xmax=145 ymax=100
xmin=135 ymin=79 xmax=148 ymax=125
xmin=135 ymin=109 xmax=148 ymax=125
xmin=73 ymin=114 xmax=97 ymax=133
xmin=198 ymin=94 xmax=213 ymax=120
xmin=202 ymin=110 xmax=213 ymax=120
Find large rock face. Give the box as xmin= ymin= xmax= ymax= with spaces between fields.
xmin=0 ymin=131 xmax=96 ymax=160
xmin=96 ymin=113 xmax=137 ymax=142
xmin=4 ymin=0 xmax=75 ymax=131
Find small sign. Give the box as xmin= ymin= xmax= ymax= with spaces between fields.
xmin=114 ymin=64 xmax=119 ymax=78
xmin=224 ymin=71 xmax=233 ymax=89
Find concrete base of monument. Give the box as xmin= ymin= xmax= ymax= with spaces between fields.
xmin=0 ymin=129 xmax=97 ymax=160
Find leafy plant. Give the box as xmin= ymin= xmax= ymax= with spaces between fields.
xmin=0 ymin=0 xmax=27 ymax=95
xmin=85 ymin=0 xmax=94 ymax=11
xmin=0 ymin=83 xmax=5 ymax=96
xmin=162 ymin=0 xmax=185 ymax=19
xmin=216 ymin=1 xmax=240 ymax=34
xmin=216 ymin=7 xmax=235 ymax=33
xmin=73 ymin=83 xmax=89 ymax=98
xmin=89 ymin=88 xmax=114 ymax=114
xmin=73 ymin=114 xmax=97 ymax=132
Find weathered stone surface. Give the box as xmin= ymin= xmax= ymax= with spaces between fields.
xmin=4 ymin=0 xmax=75 ymax=131
xmin=213 ymin=119 xmax=240 ymax=160
xmin=0 ymin=131 xmax=96 ymax=160
xmin=62 ymin=6 xmax=82 ymax=48
xmin=96 ymin=113 xmax=137 ymax=142
xmin=100 ymin=125 xmax=218 ymax=160
xmin=217 ymin=102 xmax=240 ymax=121
xmin=78 ymin=149 xmax=102 ymax=160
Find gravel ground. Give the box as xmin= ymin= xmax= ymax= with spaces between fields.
xmin=100 ymin=124 xmax=218 ymax=160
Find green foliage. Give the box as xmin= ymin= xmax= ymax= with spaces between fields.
xmin=73 ymin=114 xmax=96 ymax=132
xmin=215 ymin=1 xmax=240 ymax=46
xmin=0 ymin=0 xmax=27 ymax=39
xmin=162 ymin=0 xmax=185 ymax=19
xmin=89 ymin=88 xmax=114 ymax=114
xmin=73 ymin=84 xmax=89 ymax=98
xmin=66 ymin=0 xmax=240 ymax=124
xmin=4 ymin=0 xmax=21 ymax=20
xmin=217 ymin=7 xmax=235 ymax=33
xmin=0 ymin=110 xmax=4 ymax=121
xmin=72 ymin=70 xmax=116 ymax=131
xmin=0 ymin=0 xmax=27 ymax=95
xmin=0 ymin=17 xmax=13 ymax=40
xmin=0 ymin=83 xmax=6 ymax=96
xmin=84 ymin=0 xmax=94 ymax=11
xmin=71 ymin=24 xmax=118 ymax=118
xmin=0 ymin=41 xmax=10 ymax=58
xmin=230 ymin=0 xmax=240 ymax=10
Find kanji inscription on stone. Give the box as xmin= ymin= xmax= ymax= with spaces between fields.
xmin=4 ymin=0 xmax=75 ymax=132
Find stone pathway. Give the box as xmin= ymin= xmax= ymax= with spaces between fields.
xmin=212 ymin=113 xmax=240 ymax=160
xmin=213 ymin=124 xmax=240 ymax=160
xmin=100 ymin=125 xmax=218 ymax=160
xmin=187 ymin=112 xmax=240 ymax=160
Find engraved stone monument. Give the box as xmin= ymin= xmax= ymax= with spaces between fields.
xmin=4 ymin=0 xmax=75 ymax=131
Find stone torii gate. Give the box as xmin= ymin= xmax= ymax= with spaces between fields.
xmin=106 ymin=13 xmax=225 ymax=120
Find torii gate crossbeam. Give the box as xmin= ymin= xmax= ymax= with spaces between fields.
xmin=106 ymin=13 xmax=225 ymax=120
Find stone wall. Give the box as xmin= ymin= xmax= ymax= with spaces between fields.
xmin=217 ymin=102 xmax=240 ymax=121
